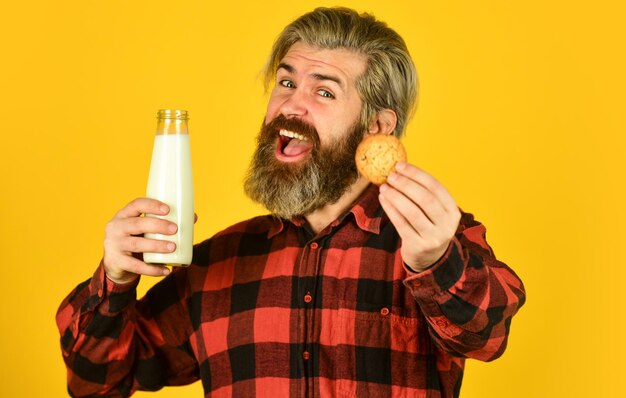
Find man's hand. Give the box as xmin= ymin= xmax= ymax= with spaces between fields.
xmin=103 ymin=198 xmax=179 ymax=284
xmin=378 ymin=162 xmax=461 ymax=273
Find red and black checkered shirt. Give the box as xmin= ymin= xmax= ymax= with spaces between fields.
xmin=57 ymin=184 xmax=525 ymax=397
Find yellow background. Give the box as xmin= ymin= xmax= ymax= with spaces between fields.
xmin=1 ymin=1 xmax=624 ymax=397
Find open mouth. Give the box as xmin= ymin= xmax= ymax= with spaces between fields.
xmin=276 ymin=129 xmax=314 ymax=162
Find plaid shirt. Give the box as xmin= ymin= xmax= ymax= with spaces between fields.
xmin=57 ymin=184 xmax=525 ymax=397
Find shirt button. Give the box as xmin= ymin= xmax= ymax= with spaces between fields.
xmin=380 ymin=307 xmax=390 ymax=316
xmin=304 ymin=294 xmax=313 ymax=303
xmin=302 ymin=351 xmax=310 ymax=361
xmin=310 ymin=242 xmax=319 ymax=249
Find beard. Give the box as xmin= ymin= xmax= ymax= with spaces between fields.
xmin=244 ymin=114 xmax=366 ymax=219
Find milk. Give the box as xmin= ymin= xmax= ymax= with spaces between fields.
xmin=144 ymin=133 xmax=194 ymax=265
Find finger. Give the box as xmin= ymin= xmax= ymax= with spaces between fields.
xmin=115 ymin=217 xmax=178 ymax=236
xmin=386 ymin=172 xmax=447 ymax=224
xmin=394 ymin=163 xmax=458 ymax=213
xmin=117 ymin=255 xmax=171 ymax=277
xmin=379 ymin=191 xmax=423 ymax=242
xmin=120 ymin=236 xmax=176 ymax=254
xmin=115 ymin=198 xmax=170 ymax=219
xmin=379 ymin=184 xmax=435 ymax=237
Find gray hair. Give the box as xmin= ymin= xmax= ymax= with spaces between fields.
xmin=263 ymin=7 xmax=418 ymax=137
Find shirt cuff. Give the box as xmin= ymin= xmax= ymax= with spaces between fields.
xmin=95 ymin=260 xmax=140 ymax=314
xmin=402 ymin=238 xmax=466 ymax=308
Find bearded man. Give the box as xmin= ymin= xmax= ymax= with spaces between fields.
xmin=57 ymin=7 xmax=525 ymax=398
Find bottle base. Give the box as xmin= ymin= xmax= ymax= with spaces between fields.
xmin=145 ymin=262 xmax=191 ymax=267
xmin=143 ymin=252 xmax=192 ymax=267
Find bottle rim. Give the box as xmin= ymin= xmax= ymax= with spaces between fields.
xmin=157 ymin=109 xmax=189 ymax=120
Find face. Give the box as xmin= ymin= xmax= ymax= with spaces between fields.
xmin=265 ymin=41 xmax=367 ymax=155
xmin=244 ymin=42 xmax=370 ymax=218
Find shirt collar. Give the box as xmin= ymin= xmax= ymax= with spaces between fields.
xmin=267 ymin=184 xmax=385 ymax=238
xmin=347 ymin=184 xmax=384 ymax=234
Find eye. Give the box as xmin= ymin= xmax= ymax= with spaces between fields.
xmin=279 ymin=80 xmax=295 ymax=88
xmin=317 ymin=89 xmax=335 ymax=99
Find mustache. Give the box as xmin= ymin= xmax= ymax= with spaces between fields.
xmin=262 ymin=115 xmax=321 ymax=148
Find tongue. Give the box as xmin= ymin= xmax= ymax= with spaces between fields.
xmin=283 ymin=139 xmax=313 ymax=156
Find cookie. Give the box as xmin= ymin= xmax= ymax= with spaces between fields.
xmin=355 ymin=134 xmax=407 ymax=185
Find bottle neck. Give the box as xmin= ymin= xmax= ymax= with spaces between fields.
xmin=156 ymin=118 xmax=189 ymax=135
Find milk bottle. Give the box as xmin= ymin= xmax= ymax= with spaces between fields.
xmin=144 ymin=109 xmax=194 ymax=266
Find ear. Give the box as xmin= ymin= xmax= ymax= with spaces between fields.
xmin=367 ymin=109 xmax=397 ymax=136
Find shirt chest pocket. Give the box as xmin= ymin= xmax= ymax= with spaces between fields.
xmin=320 ymin=300 xmax=431 ymax=398
xmin=326 ymin=299 xmax=422 ymax=350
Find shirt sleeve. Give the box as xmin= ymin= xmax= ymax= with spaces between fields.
xmin=55 ymin=261 xmax=199 ymax=397
xmin=402 ymin=211 xmax=526 ymax=362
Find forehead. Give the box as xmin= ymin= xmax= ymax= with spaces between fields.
xmin=278 ymin=42 xmax=367 ymax=86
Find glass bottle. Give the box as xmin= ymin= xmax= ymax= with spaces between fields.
xmin=144 ymin=109 xmax=194 ymax=266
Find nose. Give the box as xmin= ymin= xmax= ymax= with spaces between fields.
xmin=278 ymin=88 xmax=308 ymax=119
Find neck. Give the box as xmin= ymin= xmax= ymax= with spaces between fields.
xmin=304 ymin=176 xmax=371 ymax=235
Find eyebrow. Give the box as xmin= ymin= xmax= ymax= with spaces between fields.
xmin=277 ymin=62 xmax=345 ymax=89
xmin=277 ymin=62 xmax=296 ymax=74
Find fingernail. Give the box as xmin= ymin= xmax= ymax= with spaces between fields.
xmin=379 ymin=183 xmax=388 ymax=192
xmin=167 ymin=242 xmax=176 ymax=251
xmin=387 ymin=172 xmax=398 ymax=182
xmin=162 ymin=268 xmax=170 ymax=276
xmin=395 ymin=162 xmax=406 ymax=171
xmin=168 ymin=224 xmax=177 ymax=233
xmin=160 ymin=205 xmax=169 ymax=214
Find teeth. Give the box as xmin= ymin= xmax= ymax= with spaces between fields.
xmin=279 ymin=129 xmax=308 ymax=141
